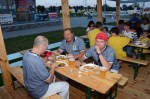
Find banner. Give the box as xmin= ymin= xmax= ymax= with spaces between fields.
xmin=0 ymin=14 xmax=13 ymax=24
xmin=17 ymin=0 xmax=35 ymax=11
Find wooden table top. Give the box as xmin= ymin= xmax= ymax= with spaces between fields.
xmin=80 ymin=35 xmax=88 ymax=39
xmin=46 ymin=61 xmax=122 ymax=94
xmin=128 ymin=42 xmax=149 ymax=49
xmin=20 ymin=49 xmax=30 ymax=55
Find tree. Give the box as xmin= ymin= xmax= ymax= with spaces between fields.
xmin=37 ymin=5 xmax=46 ymax=13
xmin=128 ymin=5 xmax=134 ymax=10
xmin=102 ymin=4 xmax=110 ymax=11
xmin=122 ymin=4 xmax=128 ymax=11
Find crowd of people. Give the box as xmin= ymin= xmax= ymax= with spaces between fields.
xmin=22 ymin=13 xmax=150 ymax=99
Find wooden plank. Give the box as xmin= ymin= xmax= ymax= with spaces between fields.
xmin=116 ymin=59 xmax=150 ymax=99
xmin=61 ymin=0 xmax=70 ymax=29
xmin=0 ymin=86 xmax=13 ymax=99
xmin=48 ymin=42 xmax=61 ymax=49
xmin=20 ymin=42 xmax=61 ymax=55
xmin=97 ymin=0 xmax=102 ymax=22
xmin=19 ymin=49 xmax=30 ymax=55
xmin=10 ymin=61 xmax=23 ymax=67
xmin=118 ymin=57 xmax=149 ymax=65
xmin=80 ymin=35 xmax=88 ymax=39
xmin=43 ymin=94 xmax=62 ymax=99
xmin=16 ymin=87 xmax=32 ymax=99
xmin=117 ymin=76 xmax=128 ymax=87
xmin=116 ymin=0 xmax=120 ymax=25
xmin=7 ymin=52 xmax=22 ymax=61
xmin=69 ymin=85 xmax=86 ymax=99
xmin=0 ymin=26 xmax=14 ymax=92
xmin=8 ymin=66 xmax=25 ymax=86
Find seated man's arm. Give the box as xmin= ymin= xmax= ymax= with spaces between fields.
xmin=95 ymin=46 xmax=114 ymax=70
xmin=44 ymin=62 xmax=57 ymax=83
xmin=53 ymin=41 xmax=65 ymax=55
xmin=53 ymin=48 xmax=63 ymax=56
xmin=74 ymin=50 xmax=85 ymax=59
xmin=99 ymin=54 xmax=113 ymax=70
xmin=76 ymin=54 xmax=87 ymax=67
xmin=73 ymin=38 xmax=86 ymax=59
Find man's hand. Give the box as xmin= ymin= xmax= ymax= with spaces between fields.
xmin=95 ymin=46 xmax=101 ymax=54
xmin=67 ymin=54 xmax=74 ymax=58
xmin=51 ymin=62 xmax=58 ymax=70
xmin=47 ymin=54 xmax=56 ymax=62
xmin=53 ymin=50 xmax=61 ymax=56
xmin=76 ymin=60 xmax=82 ymax=68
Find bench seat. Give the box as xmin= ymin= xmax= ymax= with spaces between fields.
xmin=118 ymin=57 xmax=149 ymax=65
xmin=118 ymin=57 xmax=149 ymax=79
xmin=117 ymin=76 xmax=128 ymax=88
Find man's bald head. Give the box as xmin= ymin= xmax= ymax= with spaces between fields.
xmin=33 ymin=36 xmax=48 ymax=48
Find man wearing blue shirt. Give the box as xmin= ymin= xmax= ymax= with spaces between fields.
xmin=54 ymin=28 xmax=86 ymax=59
xmin=23 ymin=36 xmax=69 ymax=99
xmin=76 ymin=32 xmax=120 ymax=73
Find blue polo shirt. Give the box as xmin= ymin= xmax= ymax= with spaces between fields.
xmin=85 ymin=46 xmax=120 ymax=71
xmin=23 ymin=51 xmax=50 ymax=99
xmin=59 ymin=36 xmax=86 ymax=55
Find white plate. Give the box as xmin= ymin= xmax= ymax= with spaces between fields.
xmin=79 ymin=63 xmax=98 ymax=72
xmin=135 ymin=41 xmax=142 ymax=43
xmin=56 ymin=55 xmax=67 ymax=60
xmin=134 ymin=42 xmax=146 ymax=46
xmin=56 ymin=61 xmax=68 ymax=68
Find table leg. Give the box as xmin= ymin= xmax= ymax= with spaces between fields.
xmin=85 ymin=87 xmax=91 ymax=99
xmin=136 ymin=48 xmax=145 ymax=60
xmin=133 ymin=63 xmax=139 ymax=79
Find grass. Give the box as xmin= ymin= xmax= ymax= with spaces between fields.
xmin=0 ymin=27 xmax=86 ymax=86
xmin=4 ymin=27 xmax=86 ymax=54
xmin=105 ymin=22 xmax=116 ymax=26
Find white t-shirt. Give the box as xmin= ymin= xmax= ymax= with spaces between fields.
xmin=122 ymin=30 xmax=137 ymax=40
xmin=141 ymin=24 xmax=150 ymax=31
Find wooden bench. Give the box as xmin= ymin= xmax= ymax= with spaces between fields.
xmin=118 ymin=57 xmax=149 ymax=66
xmin=118 ymin=57 xmax=149 ymax=79
xmin=117 ymin=76 xmax=128 ymax=88
xmin=8 ymin=66 xmax=62 ymax=99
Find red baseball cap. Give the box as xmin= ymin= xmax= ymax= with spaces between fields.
xmin=95 ymin=32 xmax=108 ymax=41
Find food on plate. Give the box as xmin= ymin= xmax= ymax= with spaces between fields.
xmin=80 ymin=64 xmax=97 ymax=72
xmin=56 ymin=61 xmax=68 ymax=68
xmin=138 ymin=43 xmax=143 ymax=45
xmin=56 ymin=55 xmax=66 ymax=60
xmin=83 ymin=66 xmax=95 ymax=71
xmin=58 ymin=63 xmax=66 ymax=67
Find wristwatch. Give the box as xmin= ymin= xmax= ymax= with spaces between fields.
xmin=98 ymin=53 xmax=102 ymax=56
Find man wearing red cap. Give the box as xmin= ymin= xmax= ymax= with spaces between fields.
xmin=77 ymin=32 xmax=120 ymax=73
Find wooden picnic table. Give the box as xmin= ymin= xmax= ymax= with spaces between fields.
xmin=45 ymin=60 xmax=122 ymax=98
xmin=20 ymin=49 xmax=123 ymax=98
xmin=128 ymin=42 xmax=149 ymax=49
xmin=80 ymin=35 xmax=88 ymax=39
xmin=128 ymin=42 xmax=149 ymax=60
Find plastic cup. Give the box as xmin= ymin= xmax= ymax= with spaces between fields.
xmin=99 ymin=67 xmax=107 ymax=79
xmin=69 ymin=58 xmax=75 ymax=68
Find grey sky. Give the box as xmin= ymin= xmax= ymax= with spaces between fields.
xmin=36 ymin=0 xmax=150 ymax=8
